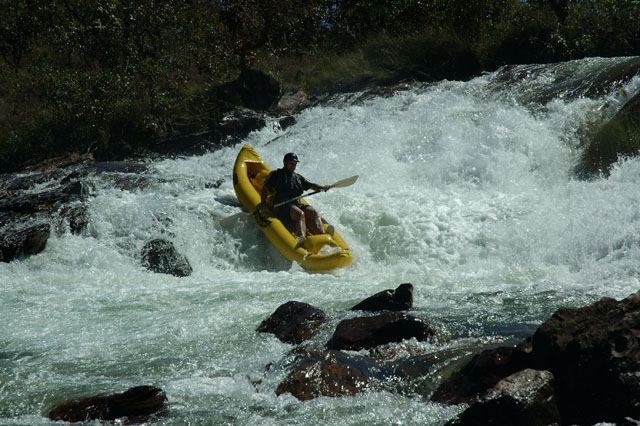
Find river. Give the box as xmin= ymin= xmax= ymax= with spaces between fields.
xmin=2 ymin=57 xmax=640 ymax=425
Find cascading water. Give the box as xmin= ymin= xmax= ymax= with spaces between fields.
xmin=2 ymin=57 xmax=640 ymax=425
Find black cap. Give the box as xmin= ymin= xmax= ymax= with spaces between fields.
xmin=283 ymin=152 xmax=299 ymax=163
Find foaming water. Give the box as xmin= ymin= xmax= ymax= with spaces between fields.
xmin=2 ymin=57 xmax=640 ymax=424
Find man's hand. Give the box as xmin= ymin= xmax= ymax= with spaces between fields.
xmin=259 ymin=203 xmax=272 ymax=216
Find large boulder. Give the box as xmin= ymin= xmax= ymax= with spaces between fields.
xmin=350 ymin=283 xmax=414 ymax=312
xmin=578 ymin=89 xmax=640 ymax=178
xmin=446 ymin=369 xmax=561 ymax=426
xmin=47 ymin=386 xmax=167 ymax=422
xmin=141 ymin=239 xmax=192 ymax=277
xmin=433 ymin=292 xmax=640 ymax=426
xmin=431 ymin=345 xmax=533 ymax=405
xmin=327 ymin=312 xmax=435 ymax=351
xmin=527 ymin=293 xmax=640 ymax=425
xmin=257 ymin=301 xmax=327 ymax=344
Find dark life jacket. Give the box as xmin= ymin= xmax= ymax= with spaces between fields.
xmin=264 ymin=168 xmax=312 ymax=206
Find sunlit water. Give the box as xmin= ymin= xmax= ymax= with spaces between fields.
xmin=2 ymin=57 xmax=640 ymax=425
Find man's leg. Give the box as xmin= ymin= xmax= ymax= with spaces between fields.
xmin=303 ymin=206 xmax=326 ymax=235
xmin=290 ymin=205 xmax=306 ymax=237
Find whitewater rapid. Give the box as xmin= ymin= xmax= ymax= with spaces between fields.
xmin=2 ymin=57 xmax=640 ymax=425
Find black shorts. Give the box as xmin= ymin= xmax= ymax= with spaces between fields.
xmin=279 ymin=201 xmax=309 ymax=219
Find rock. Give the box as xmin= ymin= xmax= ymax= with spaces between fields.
xmin=433 ymin=292 xmax=640 ymax=426
xmin=141 ymin=239 xmax=192 ymax=277
xmin=257 ymin=301 xmax=327 ymax=344
xmin=327 ymin=312 xmax=435 ymax=351
xmin=275 ymin=350 xmax=394 ymax=400
xmin=0 ymin=180 xmax=83 ymax=214
xmin=431 ymin=344 xmax=533 ymax=405
xmin=0 ymin=221 xmax=50 ymax=262
xmin=275 ymin=349 xmax=441 ymax=401
xmin=350 ymin=283 xmax=414 ymax=311
xmin=527 ymin=293 xmax=640 ymax=425
xmin=278 ymin=115 xmax=296 ymax=130
xmin=446 ymin=369 xmax=561 ymax=426
xmin=54 ymin=204 xmax=89 ymax=236
xmin=219 ymin=108 xmax=266 ymax=143
xmin=271 ymin=88 xmax=310 ymax=116
xmin=47 ymin=385 xmax=167 ymax=422
xmin=578 ymin=89 xmax=640 ymax=178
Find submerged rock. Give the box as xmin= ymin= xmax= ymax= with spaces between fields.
xmin=47 ymin=385 xmax=167 ymax=422
xmin=141 ymin=239 xmax=192 ymax=277
xmin=257 ymin=301 xmax=327 ymax=344
xmin=350 ymin=283 xmax=414 ymax=311
xmin=326 ymin=312 xmax=435 ymax=351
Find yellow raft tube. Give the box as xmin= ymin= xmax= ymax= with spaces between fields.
xmin=232 ymin=144 xmax=353 ymax=271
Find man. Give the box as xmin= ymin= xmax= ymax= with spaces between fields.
xmin=260 ymin=152 xmax=330 ymax=247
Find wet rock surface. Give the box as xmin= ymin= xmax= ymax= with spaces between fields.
xmin=257 ymin=301 xmax=327 ymax=344
xmin=350 ymin=283 xmax=414 ymax=311
xmin=141 ymin=238 xmax=193 ymax=277
xmin=445 ymin=369 xmax=561 ymax=426
xmin=47 ymin=385 xmax=167 ymax=422
xmin=327 ymin=312 xmax=435 ymax=351
xmin=433 ymin=292 xmax=640 ymax=425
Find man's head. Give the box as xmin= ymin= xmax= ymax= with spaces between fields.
xmin=283 ymin=152 xmax=299 ymax=172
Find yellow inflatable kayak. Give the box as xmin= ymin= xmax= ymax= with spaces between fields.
xmin=231 ymin=144 xmax=353 ymax=271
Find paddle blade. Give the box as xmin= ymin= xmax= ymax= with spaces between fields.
xmin=330 ymin=175 xmax=358 ymax=188
xmin=219 ymin=211 xmax=249 ymax=228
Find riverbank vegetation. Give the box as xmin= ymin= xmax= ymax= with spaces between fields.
xmin=1 ymin=0 xmax=640 ymax=172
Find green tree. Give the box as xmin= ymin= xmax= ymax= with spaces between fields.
xmin=0 ymin=0 xmax=55 ymax=68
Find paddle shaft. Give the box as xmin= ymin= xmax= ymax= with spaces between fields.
xmin=272 ymin=175 xmax=358 ymax=208
xmin=220 ymin=175 xmax=358 ymax=227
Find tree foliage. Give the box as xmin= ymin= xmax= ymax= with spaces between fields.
xmin=1 ymin=0 xmax=640 ymax=171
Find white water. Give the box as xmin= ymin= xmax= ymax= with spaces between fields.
xmin=2 ymin=57 xmax=640 ymax=425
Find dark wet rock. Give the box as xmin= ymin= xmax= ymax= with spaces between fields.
xmin=0 ymin=165 xmax=89 ymax=261
xmin=275 ymin=348 xmax=441 ymax=401
xmin=527 ymin=293 xmax=640 ymax=425
xmin=0 ymin=180 xmax=83 ymax=214
xmin=446 ymin=369 xmax=561 ymax=426
xmin=327 ymin=312 xmax=435 ymax=351
xmin=351 ymin=283 xmax=414 ymax=312
xmin=23 ymin=152 xmax=94 ymax=174
xmin=257 ymin=301 xmax=327 ymax=344
xmin=141 ymin=239 xmax=192 ymax=277
xmin=219 ymin=108 xmax=266 ymax=143
xmin=577 ymin=89 xmax=640 ymax=178
xmin=277 ymin=115 xmax=296 ymax=130
xmin=431 ymin=345 xmax=533 ymax=405
xmin=0 ymin=221 xmax=50 ymax=262
xmin=433 ymin=292 xmax=640 ymax=426
xmin=47 ymin=385 xmax=167 ymax=422
xmin=54 ymin=204 xmax=89 ymax=236
xmin=275 ymin=349 xmax=394 ymax=400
